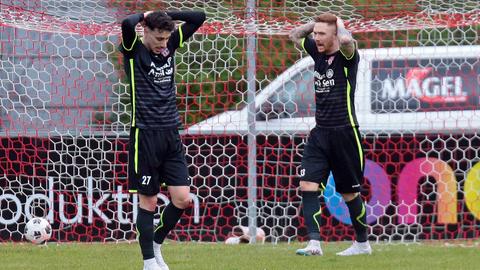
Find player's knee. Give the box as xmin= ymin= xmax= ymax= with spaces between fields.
xmin=172 ymin=196 xmax=192 ymax=209
xmin=299 ymin=180 xmax=319 ymax=191
xmin=139 ymin=195 xmax=158 ymax=212
xmin=341 ymin=192 xmax=359 ymax=202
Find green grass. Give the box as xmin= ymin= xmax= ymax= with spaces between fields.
xmin=1 ymin=241 xmax=479 ymax=270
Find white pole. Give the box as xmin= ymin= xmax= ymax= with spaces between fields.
xmin=246 ymin=0 xmax=257 ymax=244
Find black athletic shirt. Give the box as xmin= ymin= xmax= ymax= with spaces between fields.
xmin=120 ymin=11 xmax=205 ymax=129
xmin=302 ymin=37 xmax=360 ymax=128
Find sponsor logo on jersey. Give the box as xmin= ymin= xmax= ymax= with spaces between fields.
xmin=314 ymin=70 xmax=335 ymax=93
xmin=148 ymin=57 xmax=174 ymax=84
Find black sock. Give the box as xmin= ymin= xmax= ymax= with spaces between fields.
xmin=301 ymin=191 xmax=321 ymax=241
xmin=137 ymin=207 xmax=155 ymax=260
xmin=153 ymin=202 xmax=185 ymax=244
xmin=346 ymin=195 xmax=368 ymax=242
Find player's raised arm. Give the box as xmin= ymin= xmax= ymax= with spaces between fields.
xmin=289 ymin=22 xmax=315 ymax=48
xmin=166 ymin=11 xmax=206 ymax=47
xmin=336 ymin=17 xmax=356 ymax=59
xmin=121 ymin=13 xmax=145 ymax=52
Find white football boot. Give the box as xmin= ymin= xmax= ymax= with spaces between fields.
xmin=143 ymin=258 xmax=162 ymax=270
xmin=296 ymin=240 xmax=323 ymax=256
xmin=336 ymin=241 xmax=372 ymax=256
xmin=153 ymin=242 xmax=170 ymax=270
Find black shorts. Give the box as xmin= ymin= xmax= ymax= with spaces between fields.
xmin=128 ymin=127 xmax=190 ymax=195
xmin=299 ymin=126 xmax=364 ymax=194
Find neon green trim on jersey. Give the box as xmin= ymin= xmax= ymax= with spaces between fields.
xmin=179 ymin=24 xmax=184 ymax=48
xmin=154 ymin=209 xmax=165 ymax=232
xmin=128 ymin=189 xmax=137 ymax=193
xmin=340 ymin=42 xmax=356 ymax=60
xmin=122 ymin=33 xmax=138 ymax=51
xmin=129 ymin=58 xmax=136 ymax=127
xmin=341 ymin=49 xmax=355 ymax=60
xmin=356 ymin=203 xmax=368 ymax=227
xmin=134 ymin=128 xmax=139 ymax=173
xmin=301 ymin=38 xmax=306 ymax=51
xmin=344 ymin=67 xmax=363 ymax=170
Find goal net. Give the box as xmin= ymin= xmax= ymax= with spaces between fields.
xmin=0 ymin=0 xmax=479 ymax=243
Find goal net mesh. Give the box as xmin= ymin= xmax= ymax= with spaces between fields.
xmin=0 ymin=0 xmax=479 ymax=243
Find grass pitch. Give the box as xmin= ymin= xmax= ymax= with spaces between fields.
xmin=1 ymin=241 xmax=478 ymax=270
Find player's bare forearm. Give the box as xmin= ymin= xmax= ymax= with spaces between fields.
xmin=289 ymin=22 xmax=314 ymax=47
xmin=337 ymin=17 xmax=355 ymax=58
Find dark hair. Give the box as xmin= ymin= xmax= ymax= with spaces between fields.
xmin=314 ymin=13 xmax=337 ymax=27
xmin=144 ymin=11 xmax=175 ymax=32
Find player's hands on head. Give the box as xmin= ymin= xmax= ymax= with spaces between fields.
xmin=336 ymin=16 xmax=345 ymax=29
xmin=144 ymin=11 xmax=153 ymax=18
xmin=141 ymin=11 xmax=153 ymax=27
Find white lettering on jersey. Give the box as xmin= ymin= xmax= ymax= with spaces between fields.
xmin=147 ymin=57 xmax=174 ymax=84
xmin=314 ymin=70 xmax=336 ymax=93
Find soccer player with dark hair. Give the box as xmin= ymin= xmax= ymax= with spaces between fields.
xmin=120 ymin=10 xmax=205 ymax=270
xmin=289 ymin=13 xmax=372 ymax=256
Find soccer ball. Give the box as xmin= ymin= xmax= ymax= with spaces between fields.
xmin=24 ymin=217 xmax=52 ymax=244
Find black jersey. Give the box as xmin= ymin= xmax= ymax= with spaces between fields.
xmin=302 ymin=37 xmax=360 ymax=128
xmin=120 ymin=12 xmax=205 ymax=130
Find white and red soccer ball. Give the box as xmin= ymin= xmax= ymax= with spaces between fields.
xmin=24 ymin=217 xmax=52 ymax=244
